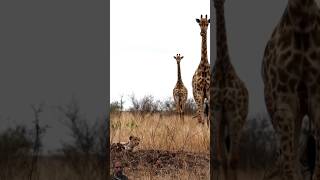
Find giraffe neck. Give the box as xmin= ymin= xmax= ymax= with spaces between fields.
xmin=286 ymin=0 xmax=318 ymax=31
xmin=288 ymin=0 xmax=315 ymax=8
xmin=200 ymin=31 xmax=209 ymax=65
xmin=215 ymin=4 xmax=231 ymax=72
xmin=177 ymin=62 xmax=182 ymax=83
xmin=287 ymin=0 xmax=318 ymax=17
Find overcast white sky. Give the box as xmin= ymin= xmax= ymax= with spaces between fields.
xmin=111 ymin=0 xmax=320 ymax=114
xmin=111 ymin=0 xmax=210 ymax=108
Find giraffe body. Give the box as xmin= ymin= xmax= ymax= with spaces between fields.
xmin=192 ymin=14 xmax=211 ymax=125
xmin=173 ymin=54 xmax=188 ymax=120
xmin=262 ymin=0 xmax=320 ymax=179
xmin=211 ymin=1 xmax=249 ymax=179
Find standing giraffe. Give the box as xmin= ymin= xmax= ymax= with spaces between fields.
xmin=261 ymin=0 xmax=320 ymax=179
xmin=211 ymin=0 xmax=249 ymax=179
xmin=173 ymin=54 xmax=188 ymax=121
xmin=192 ymin=14 xmax=211 ymax=125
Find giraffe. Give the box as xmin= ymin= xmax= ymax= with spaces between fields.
xmin=173 ymin=54 xmax=188 ymax=121
xmin=211 ymin=0 xmax=249 ymax=179
xmin=192 ymin=14 xmax=211 ymax=125
xmin=261 ymin=0 xmax=320 ymax=179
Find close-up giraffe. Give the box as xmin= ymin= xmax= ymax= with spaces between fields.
xmin=261 ymin=0 xmax=320 ymax=179
xmin=173 ymin=54 xmax=188 ymax=121
xmin=211 ymin=0 xmax=249 ymax=179
xmin=192 ymin=14 xmax=211 ymax=125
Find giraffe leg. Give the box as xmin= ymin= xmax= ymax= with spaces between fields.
xmin=206 ymin=89 xmax=210 ymax=126
xmin=216 ymin=109 xmax=229 ymax=180
xmin=180 ymin=103 xmax=184 ymax=122
xmin=174 ymin=94 xmax=180 ymax=119
xmin=263 ymin=89 xmax=283 ymax=180
xmin=294 ymin=111 xmax=304 ymax=178
xmin=211 ymin=104 xmax=222 ymax=179
xmin=272 ymin=97 xmax=300 ymax=180
xmin=194 ymin=92 xmax=204 ymax=124
xmin=228 ymin=114 xmax=244 ymax=180
xmin=178 ymin=97 xmax=183 ymax=122
xmin=310 ymin=93 xmax=320 ymax=180
xmin=181 ymin=110 xmax=185 ymax=122
xmin=177 ymin=103 xmax=182 ymax=121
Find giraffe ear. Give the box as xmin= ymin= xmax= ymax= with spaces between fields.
xmin=174 ymin=56 xmax=176 ymax=59
xmin=181 ymin=56 xmax=184 ymax=59
xmin=208 ymin=19 xmax=210 ymax=23
xmin=196 ymin=19 xmax=200 ymax=23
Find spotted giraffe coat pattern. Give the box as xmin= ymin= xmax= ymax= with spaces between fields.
xmin=192 ymin=14 xmax=211 ymax=125
xmin=173 ymin=54 xmax=188 ymax=120
xmin=211 ymin=1 xmax=249 ymax=180
xmin=261 ymin=0 xmax=320 ymax=179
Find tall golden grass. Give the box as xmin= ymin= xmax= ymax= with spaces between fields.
xmin=110 ymin=112 xmax=273 ymax=179
xmin=0 ymin=157 xmax=105 ymax=180
xmin=110 ymin=112 xmax=210 ymax=179
xmin=124 ymin=168 xmax=210 ymax=180
xmin=122 ymin=169 xmax=264 ymax=180
xmin=110 ymin=112 xmax=209 ymax=153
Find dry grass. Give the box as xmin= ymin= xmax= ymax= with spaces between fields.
xmin=0 ymin=156 xmax=105 ymax=180
xmin=110 ymin=112 xmax=210 ymax=179
xmin=125 ymin=168 xmax=209 ymax=180
xmin=110 ymin=112 xmax=209 ymax=153
xmin=109 ymin=113 xmax=271 ymax=180
xmin=123 ymin=170 xmax=265 ymax=180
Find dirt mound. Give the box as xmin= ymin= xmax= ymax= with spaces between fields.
xmin=110 ymin=149 xmax=209 ymax=175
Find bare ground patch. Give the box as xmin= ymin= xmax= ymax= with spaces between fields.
xmin=110 ymin=149 xmax=209 ymax=179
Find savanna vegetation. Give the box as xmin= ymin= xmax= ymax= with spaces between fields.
xmin=0 ymin=98 xmax=107 ymax=180
xmin=110 ymin=95 xmax=309 ymax=179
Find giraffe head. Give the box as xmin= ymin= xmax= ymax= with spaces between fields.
xmin=196 ymin=14 xmax=210 ymax=36
xmin=174 ymin=53 xmax=184 ymax=64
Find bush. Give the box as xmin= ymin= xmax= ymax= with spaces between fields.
xmin=184 ymin=98 xmax=197 ymax=115
xmin=0 ymin=125 xmax=33 ymax=179
xmin=58 ymin=99 xmax=106 ymax=179
xmin=238 ymin=114 xmax=277 ymax=170
xmin=110 ymin=94 xmax=196 ymax=116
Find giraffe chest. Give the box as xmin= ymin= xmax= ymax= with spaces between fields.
xmin=263 ymin=24 xmax=320 ymax=87
xmin=193 ymin=75 xmax=210 ymax=90
xmin=193 ymin=66 xmax=211 ymax=83
xmin=174 ymin=84 xmax=187 ymax=92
